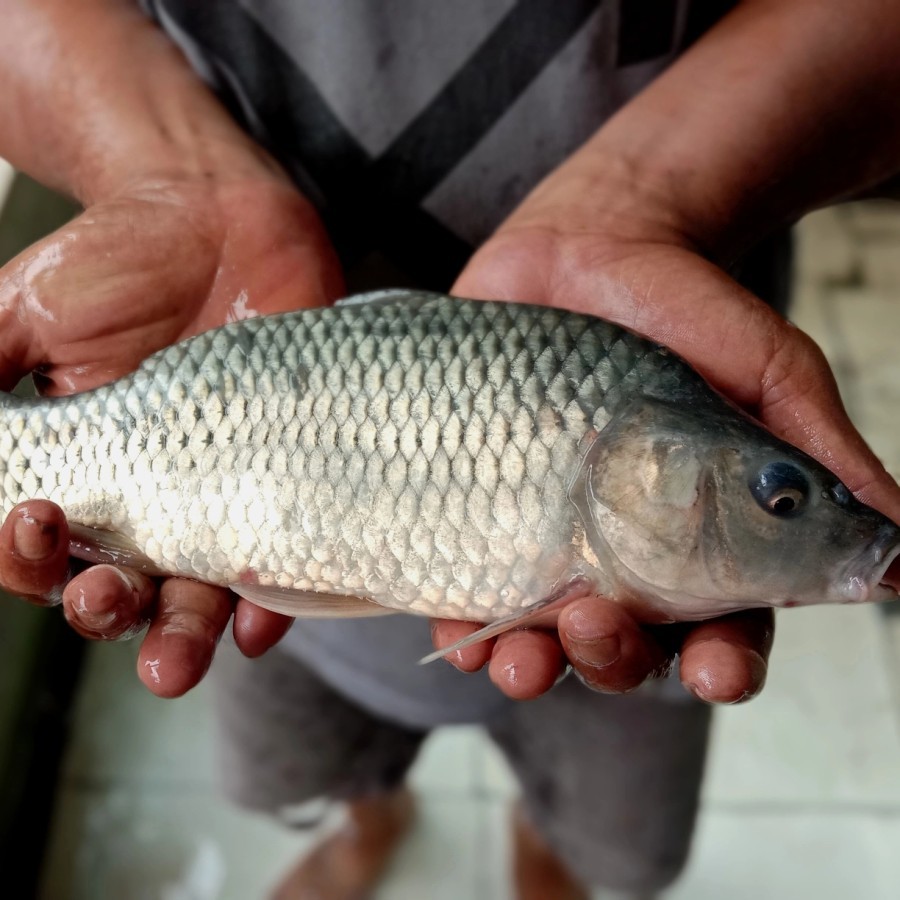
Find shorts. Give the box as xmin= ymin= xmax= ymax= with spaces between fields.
xmin=211 ymin=643 xmax=712 ymax=893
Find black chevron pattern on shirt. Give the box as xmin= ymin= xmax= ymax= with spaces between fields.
xmin=152 ymin=0 xmax=601 ymax=286
xmin=149 ymin=1 xmax=734 ymax=287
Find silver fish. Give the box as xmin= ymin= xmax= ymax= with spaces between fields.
xmin=1 ymin=290 xmax=897 ymax=641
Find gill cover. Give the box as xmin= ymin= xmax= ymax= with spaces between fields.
xmin=569 ymin=398 xmax=735 ymax=608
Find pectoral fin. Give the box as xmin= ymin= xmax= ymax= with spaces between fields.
xmin=419 ymin=579 xmax=595 ymax=665
xmin=417 ymin=607 xmax=547 ymax=664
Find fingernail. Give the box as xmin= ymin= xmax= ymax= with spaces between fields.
xmin=564 ymin=608 xmax=621 ymax=667
xmin=14 ymin=515 xmax=58 ymax=561
xmin=110 ymin=567 xmax=144 ymax=603
xmin=686 ymin=648 xmax=767 ymax=704
xmin=72 ymin=567 xmax=148 ymax=639
xmin=569 ymin=634 xmax=620 ymax=668
xmin=686 ymin=681 xmax=712 ymax=703
xmin=687 ymin=681 xmax=754 ymax=705
xmin=727 ymin=689 xmax=756 ymax=705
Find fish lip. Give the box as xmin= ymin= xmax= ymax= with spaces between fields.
xmin=844 ymin=528 xmax=900 ymax=603
xmin=874 ymin=542 xmax=900 ymax=599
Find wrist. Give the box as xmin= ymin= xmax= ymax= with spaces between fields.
xmin=62 ymin=20 xmax=286 ymax=204
xmin=496 ymin=143 xmax=706 ymax=262
xmin=78 ymin=131 xmax=289 ymax=207
xmin=574 ymin=0 xmax=900 ymax=263
xmin=496 ymin=0 xmax=900 ymax=271
xmin=2 ymin=0 xmax=286 ymax=206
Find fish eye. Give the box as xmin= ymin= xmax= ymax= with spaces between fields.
xmin=749 ymin=462 xmax=810 ymax=518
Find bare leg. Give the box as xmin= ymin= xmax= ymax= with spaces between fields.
xmin=271 ymin=785 xmax=416 ymax=900
xmin=512 ymin=802 xmax=590 ymax=900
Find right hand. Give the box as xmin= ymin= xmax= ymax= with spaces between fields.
xmin=0 ymin=165 xmax=343 ymax=696
xmin=429 ymin=144 xmax=900 ymax=703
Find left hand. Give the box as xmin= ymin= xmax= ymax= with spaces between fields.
xmin=429 ymin=153 xmax=900 ymax=702
xmin=0 ymin=166 xmax=343 ymax=696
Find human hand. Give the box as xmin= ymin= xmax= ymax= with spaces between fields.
xmin=0 ymin=166 xmax=343 ymax=696
xmin=430 ymin=152 xmax=900 ymax=702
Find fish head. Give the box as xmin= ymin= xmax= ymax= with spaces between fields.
xmin=571 ymin=397 xmax=900 ymax=620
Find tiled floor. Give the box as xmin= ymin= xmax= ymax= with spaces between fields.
xmin=37 ymin=205 xmax=900 ymax=899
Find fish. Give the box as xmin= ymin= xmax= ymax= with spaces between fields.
xmin=1 ymin=289 xmax=898 ymax=654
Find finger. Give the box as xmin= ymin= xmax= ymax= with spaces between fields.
xmin=137 ymin=579 xmax=233 ymax=698
xmin=558 ymin=597 xmax=672 ymax=694
xmin=232 ymin=597 xmax=293 ymax=657
xmin=429 ymin=619 xmax=495 ymax=672
xmin=62 ymin=565 xmax=156 ymax=641
xmin=0 ymin=501 xmax=70 ymax=604
xmin=750 ymin=325 xmax=900 ymax=521
xmin=679 ymin=609 xmax=775 ymax=704
xmin=487 ymin=630 xmax=565 ymax=699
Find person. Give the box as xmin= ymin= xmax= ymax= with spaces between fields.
xmin=2 ymin=2 xmax=900 ymax=898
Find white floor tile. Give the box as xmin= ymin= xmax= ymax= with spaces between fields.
xmin=61 ymin=640 xmax=217 ymax=788
xmin=408 ymin=725 xmax=484 ymax=795
xmin=789 ymin=279 xmax=840 ymax=361
xmin=474 ymin=732 xmax=521 ymax=800
xmin=704 ymin=604 xmax=900 ymax=807
xmin=39 ymin=784 xmax=312 ymax=900
xmin=41 ymin=785 xmax=518 ymax=900
xmin=409 ymin=724 xmax=521 ymax=800
xmin=375 ymin=795 xmax=505 ymax=900
xmin=828 ymin=287 xmax=898 ymax=365
xmin=794 ymin=207 xmax=859 ymax=286
xmin=823 ymin=288 xmax=900 ymax=476
xmin=477 ymin=796 xmax=514 ymax=900
xmin=670 ymin=809 xmax=900 ymax=900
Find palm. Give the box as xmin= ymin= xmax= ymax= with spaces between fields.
xmin=0 ymin=174 xmax=342 ymax=394
xmin=435 ymin=225 xmax=900 ymax=699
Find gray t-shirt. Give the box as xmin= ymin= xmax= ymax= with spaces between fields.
xmin=139 ymin=0 xmax=736 ymax=728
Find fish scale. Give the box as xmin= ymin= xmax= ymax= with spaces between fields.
xmin=0 ymin=291 xmax=704 ymax=620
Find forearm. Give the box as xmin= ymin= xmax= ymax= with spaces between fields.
xmin=1 ymin=0 xmax=276 ymax=203
xmin=520 ymin=0 xmax=900 ymax=262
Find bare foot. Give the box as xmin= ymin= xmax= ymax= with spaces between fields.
xmin=271 ymin=786 xmax=416 ymax=900
xmin=512 ymin=802 xmax=590 ymax=900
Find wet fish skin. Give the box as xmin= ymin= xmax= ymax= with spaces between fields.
xmin=0 ymin=289 xmax=896 ymax=625
xmin=0 ymin=291 xmax=652 ymax=618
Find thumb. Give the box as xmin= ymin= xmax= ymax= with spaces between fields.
xmin=0 ymin=244 xmax=43 ymax=391
xmin=586 ymin=249 xmax=900 ymax=524
xmin=750 ymin=321 xmax=900 ymax=522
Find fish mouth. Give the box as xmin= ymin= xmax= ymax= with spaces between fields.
xmin=842 ymin=526 xmax=900 ymax=603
